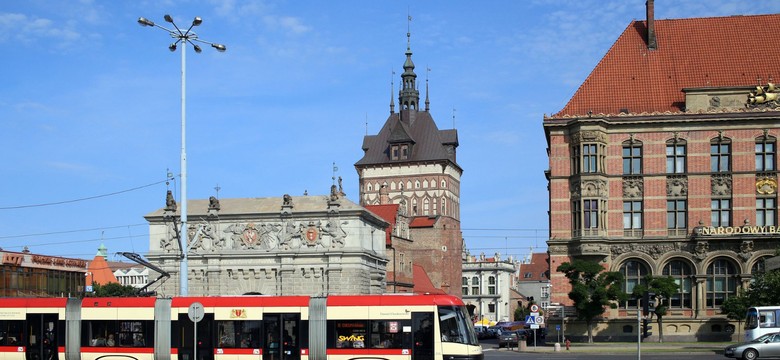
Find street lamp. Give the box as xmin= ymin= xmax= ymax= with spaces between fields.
xmin=138 ymin=14 xmax=226 ymax=296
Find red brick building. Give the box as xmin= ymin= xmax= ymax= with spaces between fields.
xmin=543 ymin=2 xmax=779 ymax=341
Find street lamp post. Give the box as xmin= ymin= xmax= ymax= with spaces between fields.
xmin=138 ymin=15 xmax=225 ymax=296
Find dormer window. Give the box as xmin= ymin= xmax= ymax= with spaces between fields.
xmin=390 ymin=144 xmax=411 ymax=160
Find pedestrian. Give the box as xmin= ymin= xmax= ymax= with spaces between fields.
xmin=565 ymin=337 xmax=571 ymax=350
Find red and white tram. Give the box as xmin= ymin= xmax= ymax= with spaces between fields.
xmin=0 ymin=294 xmax=482 ymax=360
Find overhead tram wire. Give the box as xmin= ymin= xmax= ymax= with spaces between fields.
xmin=0 ymin=178 xmax=171 ymax=210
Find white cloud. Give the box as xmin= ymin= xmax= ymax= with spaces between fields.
xmin=0 ymin=12 xmax=81 ymax=45
xmin=264 ymin=15 xmax=311 ymax=35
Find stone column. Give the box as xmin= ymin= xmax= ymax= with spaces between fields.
xmin=695 ymin=276 xmax=707 ymax=318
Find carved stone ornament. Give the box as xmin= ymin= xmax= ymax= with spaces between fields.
xmin=756 ymin=177 xmax=778 ymax=195
xmin=666 ymin=176 xmax=688 ymax=197
xmin=740 ymin=240 xmax=755 ymax=261
xmin=579 ymin=179 xmax=608 ymax=198
xmin=711 ymin=174 xmax=732 ymax=196
xmin=622 ymin=177 xmax=643 ymax=198
xmin=610 ymin=243 xmax=680 ymax=260
xmin=570 ymin=130 xmax=608 ymax=145
xmin=694 ymin=241 xmax=709 ymax=260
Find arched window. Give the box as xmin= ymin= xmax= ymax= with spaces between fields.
xmin=663 ymin=260 xmax=693 ymax=308
xmin=367 ymin=183 xmax=373 ymax=192
xmin=412 ymin=199 xmax=418 ymax=216
xmin=462 ymin=277 xmax=469 ymax=295
xmin=471 ymin=276 xmax=480 ymax=295
xmin=706 ymin=258 xmax=738 ymax=308
xmin=390 ymin=182 xmax=396 ymax=190
xmin=441 ymin=180 xmax=446 ymax=188
xmin=620 ymin=260 xmax=649 ymax=308
xmin=488 ymin=276 xmax=496 ymax=295
xmin=752 ymin=257 xmax=768 ymax=275
xmin=430 ymin=179 xmax=437 ymax=188
xmin=441 ymin=198 xmax=447 ymax=216
xmin=423 ymin=180 xmax=429 ymax=188
xmin=423 ymin=198 xmax=430 ymax=215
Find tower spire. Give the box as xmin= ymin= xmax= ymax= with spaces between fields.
xmin=399 ymin=13 xmax=419 ymax=113
xmin=390 ymin=69 xmax=395 ymax=114
xmin=425 ymin=66 xmax=430 ymax=111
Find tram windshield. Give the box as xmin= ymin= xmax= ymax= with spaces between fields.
xmin=438 ymin=306 xmax=479 ymax=346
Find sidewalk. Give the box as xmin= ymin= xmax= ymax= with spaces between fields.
xmin=498 ymin=342 xmax=726 ymax=354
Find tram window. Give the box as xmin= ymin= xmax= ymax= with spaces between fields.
xmin=0 ymin=320 xmax=23 ymax=345
xmin=438 ymin=306 xmax=479 ymax=346
xmin=217 ymin=320 xmax=261 ymax=348
xmin=369 ymin=320 xmax=410 ymax=349
xmin=82 ymin=320 xmax=152 ymax=347
xmin=328 ymin=320 xmax=367 ymax=349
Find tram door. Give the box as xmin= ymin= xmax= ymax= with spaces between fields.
xmin=25 ymin=314 xmax=58 ymax=360
xmin=263 ymin=314 xmax=300 ymax=360
xmin=177 ymin=313 xmax=215 ymax=360
xmin=412 ymin=312 xmax=434 ymax=360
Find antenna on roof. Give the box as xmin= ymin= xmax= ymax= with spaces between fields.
xmin=452 ymin=107 xmax=456 ymax=128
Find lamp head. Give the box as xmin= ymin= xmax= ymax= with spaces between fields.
xmin=164 ymin=14 xmax=174 ymax=23
xmin=192 ymin=17 xmax=202 ymax=26
xmin=193 ymin=44 xmax=202 ymax=53
xmin=212 ymin=43 xmax=227 ymax=52
xmin=137 ymin=17 xmax=154 ymax=27
xmin=169 ymin=43 xmax=177 ymax=52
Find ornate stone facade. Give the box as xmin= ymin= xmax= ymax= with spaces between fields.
xmin=144 ymin=194 xmax=389 ymax=297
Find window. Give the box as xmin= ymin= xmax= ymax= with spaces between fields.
xmin=461 ymin=277 xmax=468 ymax=295
xmin=584 ymin=199 xmax=599 ymax=229
xmin=572 ymin=201 xmax=581 ymax=231
xmin=757 ymin=198 xmax=776 ymax=227
xmin=623 ymin=201 xmax=642 ymax=230
xmin=583 ymin=144 xmax=598 ymax=173
xmin=423 ymin=198 xmax=430 ymax=215
xmin=487 ymin=303 xmax=495 ymax=313
xmin=83 ymin=320 xmax=153 ymax=347
xmin=441 ymin=198 xmax=446 ymax=216
xmin=488 ymin=276 xmax=496 ymax=295
xmin=438 ymin=306 xmax=479 ymax=345
xmin=329 ymin=320 xmax=367 ymax=349
xmin=712 ymin=199 xmax=731 ymax=227
xmin=663 ymin=260 xmax=693 ymax=308
xmin=756 ymin=137 xmax=776 ymax=171
xmin=666 ymin=141 xmax=686 ymax=173
xmin=369 ymin=320 xmax=411 ymax=348
xmin=620 ymin=260 xmax=649 ymax=308
xmin=706 ymin=259 xmax=737 ymax=308
xmin=391 ymin=145 xmax=399 ymax=160
xmin=217 ymin=320 xmax=261 ymax=348
xmin=711 ymin=140 xmax=731 ymax=172
xmin=667 ymin=200 xmax=687 ymax=230
xmin=401 ymin=145 xmax=409 ymax=160
xmin=753 ymin=257 xmax=768 ymax=275
xmin=622 ymin=142 xmax=642 ymax=175
xmin=471 ymin=276 xmax=479 ymax=295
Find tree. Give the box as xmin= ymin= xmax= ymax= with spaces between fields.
xmin=721 ymin=270 xmax=780 ymax=321
xmin=92 ymin=282 xmax=139 ymax=297
xmin=631 ymin=276 xmax=679 ymax=343
xmin=557 ymin=259 xmax=627 ymax=343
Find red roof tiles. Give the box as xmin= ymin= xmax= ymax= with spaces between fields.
xmin=553 ymin=14 xmax=780 ymax=117
xmin=365 ymin=204 xmax=399 ymax=246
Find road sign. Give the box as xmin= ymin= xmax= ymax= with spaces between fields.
xmin=530 ymin=304 xmax=540 ymax=313
xmin=530 ymin=324 xmax=540 ymax=329
xmin=525 ymin=315 xmax=536 ymax=325
xmin=188 ymin=302 xmax=204 ymax=323
xmin=535 ymin=316 xmax=544 ymax=325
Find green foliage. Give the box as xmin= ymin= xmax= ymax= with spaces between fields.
xmin=92 ymin=282 xmax=139 ymax=297
xmin=557 ymin=259 xmax=628 ymax=342
xmin=721 ymin=270 xmax=780 ymax=320
xmin=631 ymin=276 xmax=679 ymax=318
xmin=514 ymin=306 xmax=528 ymax=321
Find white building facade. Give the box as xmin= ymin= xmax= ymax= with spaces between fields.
xmin=461 ymin=253 xmax=517 ymax=322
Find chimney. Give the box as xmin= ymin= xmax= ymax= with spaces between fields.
xmin=646 ymin=0 xmax=657 ymax=50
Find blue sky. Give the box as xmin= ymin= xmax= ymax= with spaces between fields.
xmin=2 ymin=1 xmax=780 ymax=262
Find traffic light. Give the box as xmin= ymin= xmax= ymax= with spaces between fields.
xmin=642 ymin=318 xmax=653 ymax=337
xmin=642 ymin=291 xmax=656 ymax=316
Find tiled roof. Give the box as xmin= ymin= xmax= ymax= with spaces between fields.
xmin=365 ymin=204 xmax=399 ymax=246
xmin=409 ymin=216 xmax=436 ymax=228
xmin=553 ymin=14 xmax=780 ymax=117
xmin=87 ymin=255 xmax=118 ymax=286
xmin=517 ymin=253 xmax=549 ymax=282
xmin=412 ymin=264 xmax=446 ymax=294
xmin=355 ymin=110 xmax=460 ymax=168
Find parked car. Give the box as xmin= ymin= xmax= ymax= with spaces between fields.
xmin=473 ymin=326 xmax=489 ymax=340
xmin=724 ymin=331 xmax=780 ymax=360
xmin=487 ymin=326 xmax=502 ymax=339
xmin=498 ymin=330 xmax=527 ymax=348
